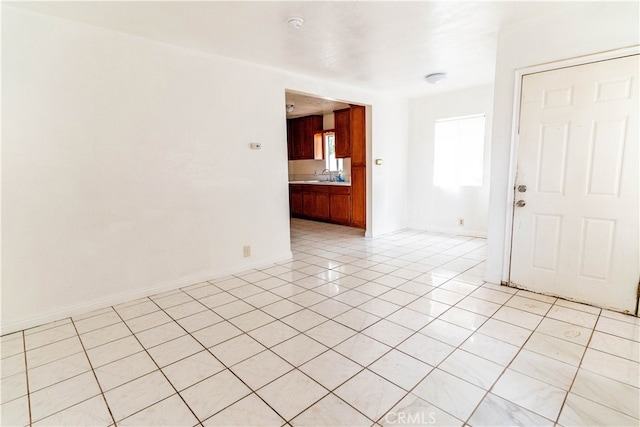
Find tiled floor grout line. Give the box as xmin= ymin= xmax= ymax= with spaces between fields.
xmin=108 ymin=298 xmax=204 ymax=426
xmin=68 ymin=318 xmax=118 ymax=427
xmin=460 ymin=292 xmax=552 ymax=425
xmin=21 ymin=330 xmax=33 ymax=427
xmin=5 ymin=220 xmax=638 ymax=426
xmin=311 ymin=261 xmax=494 ymax=425
xmin=143 ymin=287 xmax=335 ymax=426
xmin=187 ymin=261 xmax=427 ymax=425
xmin=459 ymin=292 xmax=609 ymax=424
xmin=552 ymin=308 xmax=601 ymax=425
xmin=378 ymin=282 xmax=522 ymax=425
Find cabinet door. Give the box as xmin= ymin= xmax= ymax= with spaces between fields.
xmin=334 ymin=108 xmax=350 ymax=158
xmin=287 ymin=119 xmax=294 ymax=160
xmin=302 ymin=192 xmax=316 ymax=217
xmin=293 ymin=116 xmax=320 ymax=160
xmin=290 ymin=191 xmax=303 ymax=217
xmin=350 ymin=166 xmax=366 ymax=229
xmin=329 ymin=193 xmax=351 ymax=225
xmin=288 ymin=116 xmax=324 ymax=160
xmin=296 ymin=118 xmax=311 ymax=159
xmin=350 ymin=105 xmax=366 ymax=166
xmin=315 ymin=193 xmax=330 ymax=220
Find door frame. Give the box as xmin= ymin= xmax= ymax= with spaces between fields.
xmin=501 ymin=45 xmax=640 ymax=285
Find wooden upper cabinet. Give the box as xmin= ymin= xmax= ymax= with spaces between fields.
xmin=334 ymin=108 xmax=350 ymax=158
xmin=287 ymin=115 xmax=323 ymax=160
xmin=287 ymin=120 xmax=294 ymax=160
xmin=349 ymin=105 xmax=366 ymax=166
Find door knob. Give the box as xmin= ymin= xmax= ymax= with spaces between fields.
xmin=517 ymin=185 xmax=527 ymax=193
xmin=515 ymin=200 xmax=526 ymax=207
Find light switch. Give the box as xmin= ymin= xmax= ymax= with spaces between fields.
xmin=250 ymin=143 xmax=262 ymax=150
xmin=375 ymin=158 xmax=383 ymax=165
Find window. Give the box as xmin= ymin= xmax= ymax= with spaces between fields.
xmin=433 ymin=114 xmax=485 ymax=188
xmin=324 ymin=131 xmax=343 ymax=172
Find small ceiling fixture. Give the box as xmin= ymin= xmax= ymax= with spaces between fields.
xmin=424 ymin=72 xmax=448 ymax=85
xmin=286 ymin=103 xmax=295 ymax=113
xmin=287 ymin=17 xmax=304 ymax=29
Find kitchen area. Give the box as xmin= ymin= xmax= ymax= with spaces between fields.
xmin=285 ymin=91 xmax=366 ymax=229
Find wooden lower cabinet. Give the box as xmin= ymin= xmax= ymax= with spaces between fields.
xmin=290 ymin=184 xmax=350 ymax=225
xmin=329 ymin=187 xmax=351 ymax=225
xmin=315 ymin=192 xmax=330 ymax=220
xmin=350 ymin=166 xmax=366 ymax=229
xmin=302 ymin=192 xmax=316 ymax=217
xmin=290 ymin=185 xmax=303 ymax=216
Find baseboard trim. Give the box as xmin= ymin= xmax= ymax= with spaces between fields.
xmin=407 ymin=224 xmax=488 ymax=239
xmin=1 ymin=251 xmax=293 ymax=336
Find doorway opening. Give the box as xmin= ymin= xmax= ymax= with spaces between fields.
xmin=284 ymin=90 xmax=367 ymax=232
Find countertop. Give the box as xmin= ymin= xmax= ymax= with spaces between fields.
xmin=289 ymin=180 xmax=351 ymax=187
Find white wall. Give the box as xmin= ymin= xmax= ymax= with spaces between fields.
xmin=1 ymin=7 xmax=409 ymax=333
xmin=370 ymin=100 xmax=410 ymax=237
xmin=407 ymin=85 xmax=493 ymax=237
xmin=485 ymin=1 xmax=640 ymax=283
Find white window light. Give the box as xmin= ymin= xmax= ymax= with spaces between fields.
xmin=433 ymin=114 xmax=485 ymax=188
xmin=325 ymin=132 xmax=343 ymax=172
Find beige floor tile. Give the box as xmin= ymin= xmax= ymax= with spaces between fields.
xmin=203 ymin=393 xmax=285 ymax=427
xmin=28 ymin=352 xmax=91 ymax=392
xmin=438 ymin=349 xmax=503 ymax=390
xmin=257 ymin=370 xmax=328 ymax=420
xmin=272 ymin=335 xmax=327 ymax=367
xmin=180 ymin=369 xmax=251 ymax=421
xmin=334 ymin=334 xmax=390 ymax=367
xmin=210 ymin=334 xmax=266 ymax=367
xmin=30 ymin=371 xmax=102 ymax=422
xmin=468 ymin=393 xmax=552 ymax=427
xmin=118 ymin=394 xmax=198 ymax=427
xmin=299 ymin=350 xmax=362 ymax=390
xmin=161 ymin=350 xmax=225 ymax=391
xmin=559 ymin=393 xmax=638 ymax=427
xmin=412 ymin=369 xmax=485 ymax=421
xmin=95 ymin=351 xmax=157 ymax=391
xmin=334 ymin=369 xmax=405 ymax=421
xmin=382 ymin=393 xmax=463 ymax=427
xmin=86 ymin=335 xmax=144 ymax=368
xmin=33 ymin=395 xmax=113 ymax=427
xmin=231 ymin=350 xmax=294 ymax=390
xmin=147 ymin=334 xmax=204 ymax=367
xmin=248 ymin=321 xmax=299 ymax=348
xmin=292 ymin=393 xmax=372 ymax=427
xmin=369 ymin=349 xmax=433 ymax=391
xmin=492 ymin=369 xmax=566 ymax=421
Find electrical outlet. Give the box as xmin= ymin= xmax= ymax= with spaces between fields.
xmin=243 ymin=245 xmax=251 ymax=257
xmin=458 ymin=218 xmax=464 ymax=226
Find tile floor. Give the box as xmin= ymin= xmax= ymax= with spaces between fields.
xmin=1 ymin=218 xmax=639 ymax=426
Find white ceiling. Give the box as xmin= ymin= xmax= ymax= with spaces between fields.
xmin=285 ymin=91 xmax=350 ymax=119
xmin=9 ymin=1 xmax=578 ymax=104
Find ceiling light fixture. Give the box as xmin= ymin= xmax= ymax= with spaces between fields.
xmin=287 ymin=17 xmax=304 ymax=29
xmin=424 ymin=73 xmax=448 ymax=85
xmin=286 ymin=103 xmax=295 ymax=113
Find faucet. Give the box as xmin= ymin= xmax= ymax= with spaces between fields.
xmin=321 ymin=169 xmax=334 ymax=182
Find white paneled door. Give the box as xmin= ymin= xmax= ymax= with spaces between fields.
xmin=510 ymin=55 xmax=639 ymax=313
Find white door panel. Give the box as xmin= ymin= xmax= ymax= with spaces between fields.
xmin=511 ymin=55 xmax=639 ymax=313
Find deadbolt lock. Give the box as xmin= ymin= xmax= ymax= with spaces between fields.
xmin=515 ymin=200 xmax=526 ymax=207
xmin=517 ymin=185 xmax=527 ymax=193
